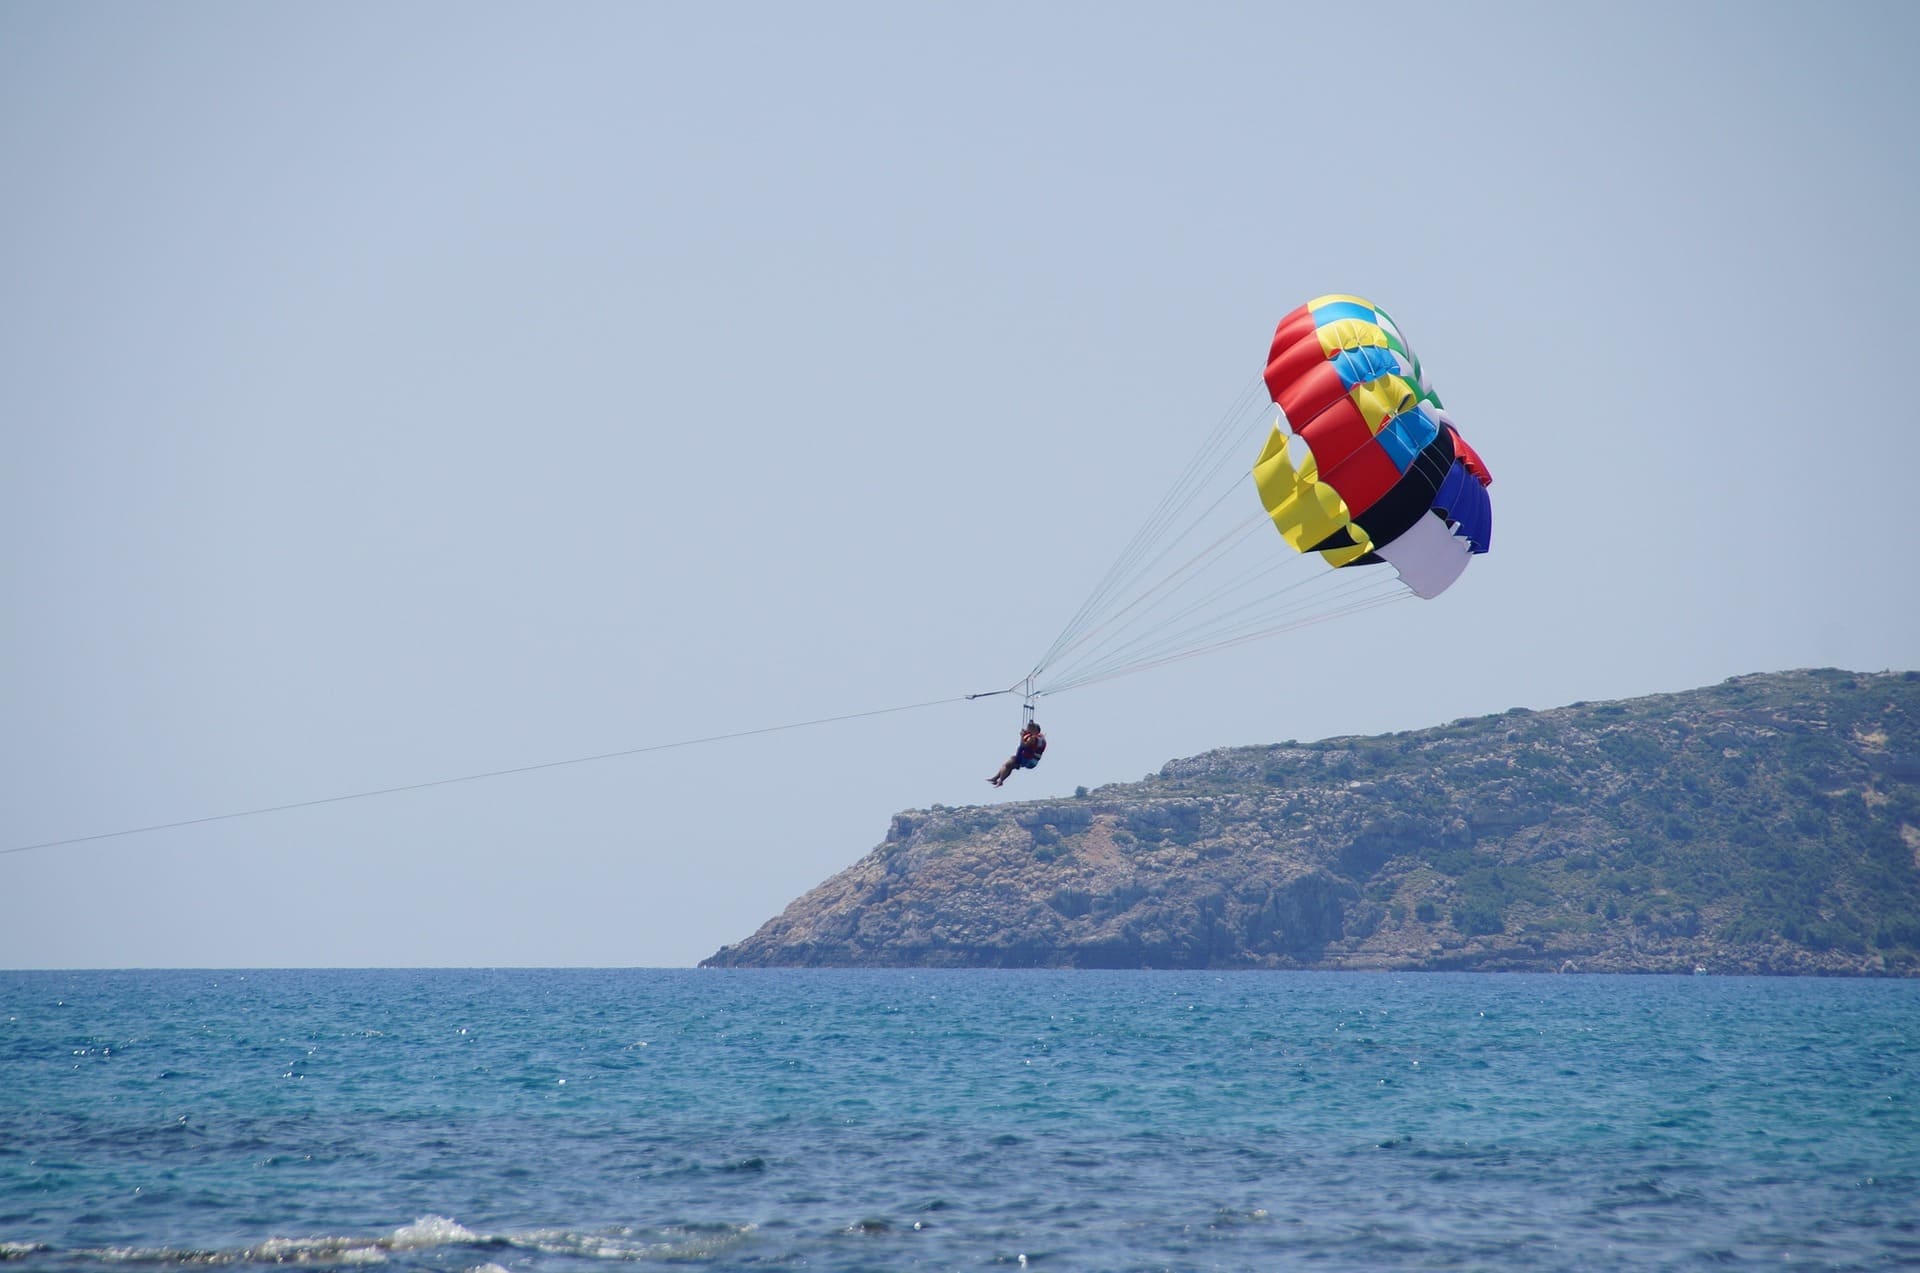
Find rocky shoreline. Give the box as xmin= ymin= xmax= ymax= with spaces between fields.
xmin=705 ymin=670 xmax=1920 ymax=975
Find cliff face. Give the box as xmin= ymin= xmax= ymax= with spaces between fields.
xmin=703 ymin=670 xmax=1920 ymax=974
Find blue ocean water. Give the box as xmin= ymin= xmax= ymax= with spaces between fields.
xmin=1 ymin=970 xmax=1916 ymax=1271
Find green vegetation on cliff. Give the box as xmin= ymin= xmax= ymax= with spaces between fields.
xmin=704 ymin=670 xmax=1920 ymax=974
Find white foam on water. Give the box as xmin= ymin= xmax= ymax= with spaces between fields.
xmin=389 ymin=1216 xmax=481 ymax=1250
xmin=238 ymin=1217 xmax=484 ymax=1265
xmin=517 ymin=1223 xmax=755 ymax=1262
xmin=61 ymin=1219 xmax=765 ymax=1268
xmin=250 ymin=1233 xmax=389 ymax=1264
xmin=94 ymin=1217 xmax=489 ymax=1266
xmin=81 ymin=1240 xmax=301 ymax=1265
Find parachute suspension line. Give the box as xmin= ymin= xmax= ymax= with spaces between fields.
xmin=1029 ymin=376 xmax=1272 ymax=680
xmin=1018 ymin=327 xmax=1462 ymax=698
xmin=1031 ymin=507 xmax=1270 ymax=683
xmin=1036 ymin=544 xmax=1391 ymax=692
xmin=1041 ymin=590 xmax=1411 ymax=697
xmin=1018 ymin=368 xmax=1418 ymax=696
xmin=1036 ymin=585 xmax=1414 ymax=697
xmin=1039 ymin=383 xmax=1270 ymax=675
xmin=1035 ymin=571 xmax=1408 ymax=696
xmin=1016 ymin=294 xmax=1489 ymax=701
xmin=1028 ymin=377 xmax=1266 ymax=673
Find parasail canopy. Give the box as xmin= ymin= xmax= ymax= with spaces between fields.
xmin=1253 ymin=294 xmax=1492 ymax=600
xmin=1021 ymin=295 xmax=1493 ymax=698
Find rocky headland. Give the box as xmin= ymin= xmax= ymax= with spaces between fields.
xmin=704 ymin=669 xmax=1920 ymax=975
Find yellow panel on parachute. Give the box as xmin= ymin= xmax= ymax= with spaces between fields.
xmin=1250 ymin=426 xmax=1373 ymax=567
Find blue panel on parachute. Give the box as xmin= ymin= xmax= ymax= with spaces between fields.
xmin=1433 ymin=460 xmax=1492 ymax=554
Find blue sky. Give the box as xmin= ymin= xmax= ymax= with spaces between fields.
xmin=4 ymin=1 xmax=1917 ymax=967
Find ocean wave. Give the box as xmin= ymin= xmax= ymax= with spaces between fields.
xmin=511 ymin=1222 xmax=755 ymax=1262
xmin=48 ymin=1216 xmax=755 ymax=1267
xmin=66 ymin=1216 xmax=488 ymax=1266
xmin=0 ymin=1242 xmax=54 ymax=1261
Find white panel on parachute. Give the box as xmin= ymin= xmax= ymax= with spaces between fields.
xmin=1374 ymin=512 xmax=1471 ymax=600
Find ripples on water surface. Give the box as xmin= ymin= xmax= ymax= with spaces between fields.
xmin=1 ymin=969 xmax=1916 ymax=1270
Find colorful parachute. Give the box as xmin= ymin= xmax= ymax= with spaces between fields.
xmin=1023 ymin=295 xmax=1491 ymax=697
xmin=1253 ymin=294 xmax=1491 ymax=599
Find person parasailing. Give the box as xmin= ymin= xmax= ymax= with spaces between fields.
xmin=989 ymin=720 xmax=1046 ymax=787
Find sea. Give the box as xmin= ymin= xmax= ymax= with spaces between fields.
xmin=1 ymin=969 xmax=1916 ymax=1272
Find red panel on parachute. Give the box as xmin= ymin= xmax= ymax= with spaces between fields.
xmin=1297 ymin=398 xmax=1402 ymax=516
xmin=1448 ymin=427 xmax=1493 ymax=486
xmin=1272 ymin=359 xmax=1346 ymax=432
xmin=1261 ymin=306 xmax=1317 ymax=395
